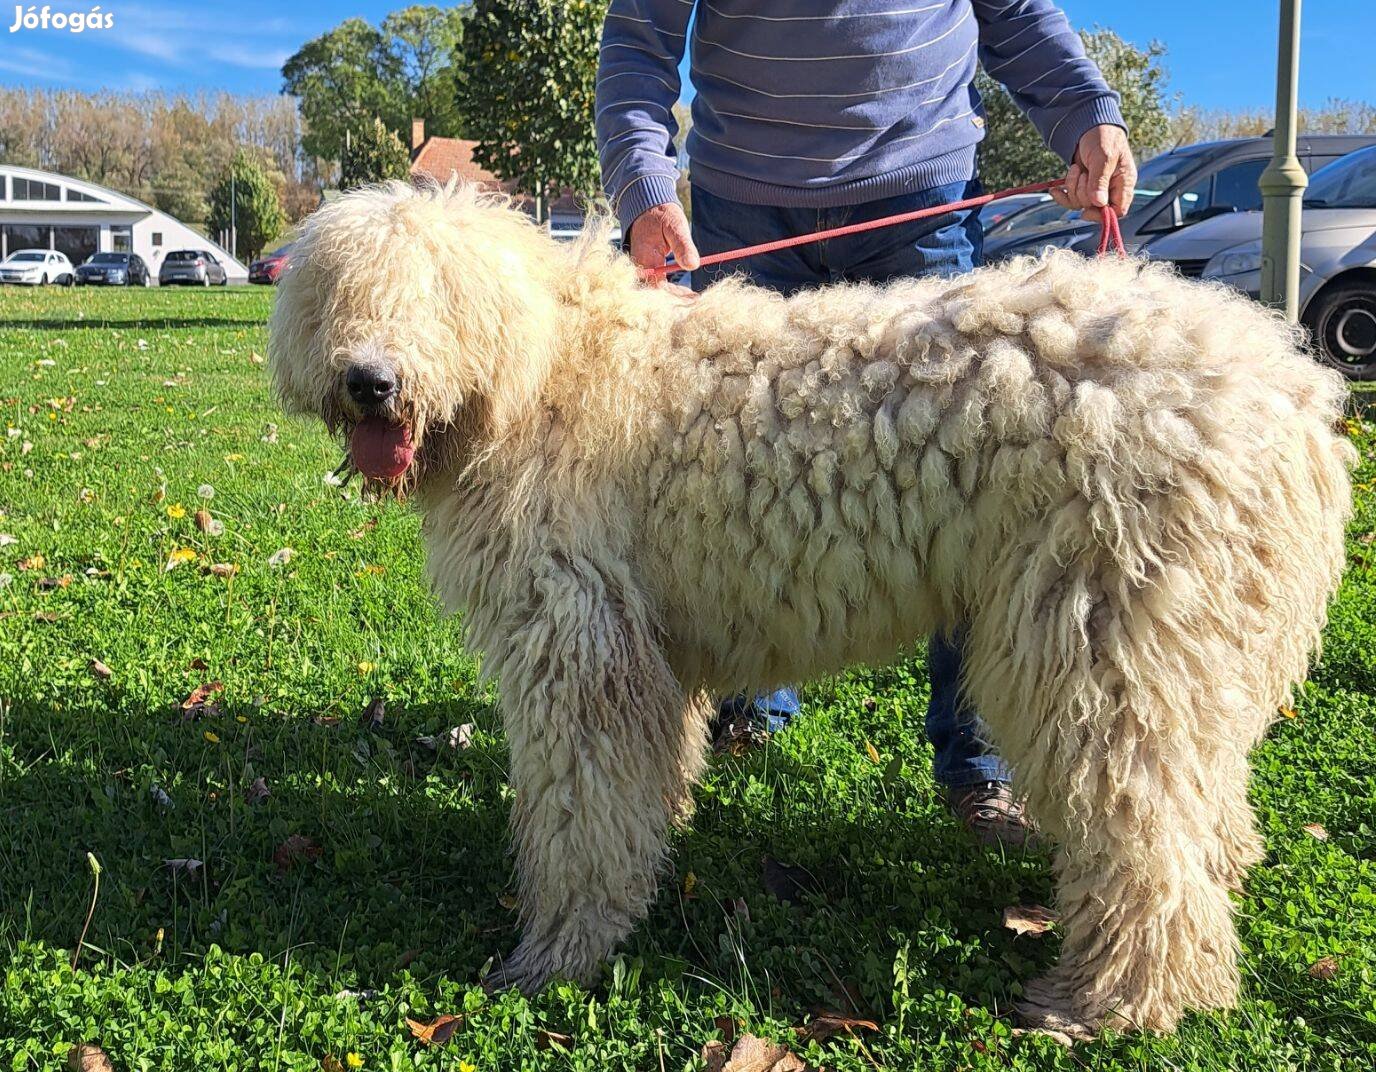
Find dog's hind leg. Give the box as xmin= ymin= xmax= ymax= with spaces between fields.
xmin=963 ymin=562 xmax=1246 ymax=1036
xmin=481 ymin=550 xmax=709 ymax=992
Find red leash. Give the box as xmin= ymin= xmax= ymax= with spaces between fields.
xmin=638 ymin=178 xmax=1126 ymax=281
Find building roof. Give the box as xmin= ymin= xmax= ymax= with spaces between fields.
xmin=411 ymin=136 xmax=512 ymax=191
xmin=410 ymin=136 xmax=583 ymax=217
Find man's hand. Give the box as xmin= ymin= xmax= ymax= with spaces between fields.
xmin=629 ymin=201 xmax=700 ymax=294
xmin=1051 ymin=125 xmax=1137 ymax=221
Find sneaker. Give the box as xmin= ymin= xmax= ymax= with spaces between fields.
xmin=948 ymin=781 xmax=1037 ymax=849
xmin=712 ymin=688 xmax=800 ymax=754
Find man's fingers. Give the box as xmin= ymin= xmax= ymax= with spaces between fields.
xmin=664 ymin=211 xmax=700 ymax=271
xmin=1108 ymin=165 xmax=1130 ymax=218
xmin=1091 ymin=152 xmax=1113 ymax=208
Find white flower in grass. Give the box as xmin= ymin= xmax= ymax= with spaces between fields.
xmin=197 ymin=484 xmax=215 ymax=500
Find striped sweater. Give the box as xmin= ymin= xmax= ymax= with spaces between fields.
xmin=595 ymin=0 xmax=1125 ymax=230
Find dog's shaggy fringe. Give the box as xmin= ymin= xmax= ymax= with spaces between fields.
xmin=269 ymin=181 xmax=1355 ymax=1036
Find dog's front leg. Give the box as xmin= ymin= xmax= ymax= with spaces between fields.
xmin=482 ymin=552 xmax=709 ymax=992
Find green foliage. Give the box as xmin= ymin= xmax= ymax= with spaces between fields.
xmin=283 ymin=6 xmax=469 ymax=163
xmin=977 ymin=29 xmax=1173 ymax=190
xmin=455 ymin=0 xmax=608 ymax=212
xmin=0 ymin=288 xmax=1374 ymax=1068
xmin=206 ymin=151 xmax=287 ymax=262
xmin=340 ymin=116 xmax=414 ymax=189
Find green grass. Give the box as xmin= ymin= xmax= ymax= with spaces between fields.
xmin=0 ymin=285 xmax=1374 ymax=1071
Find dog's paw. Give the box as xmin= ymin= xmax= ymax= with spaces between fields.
xmin=482 ymin=937 xmax=597 ymax=995
xmin=1014 ymin=975 xmax=1097 ymax=1042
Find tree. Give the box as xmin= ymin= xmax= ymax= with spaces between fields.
xmin=340 ymin=116 xmax=413 ymax=188
xmin=455 ymin=0 xmax=607 ymax=215
xmin=207 ymin=151 xmax=286 ymax=262
xmin=976 ymin=29 xmax=1173 ymax=191
xmin=282 ymin=6 xmax=468 ymax=163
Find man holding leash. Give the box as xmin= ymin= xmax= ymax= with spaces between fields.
xmin=595 ymin=0 xmax=1137 ymax=847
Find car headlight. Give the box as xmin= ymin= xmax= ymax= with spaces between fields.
xmin=1203 ymin=243 xmax=1263 ymax=278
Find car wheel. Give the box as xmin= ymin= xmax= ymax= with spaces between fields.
xmin=1306 ymin=282 xmax=1376 ymax=381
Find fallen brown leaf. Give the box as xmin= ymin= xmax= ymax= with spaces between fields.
xmin=321 ymin=1056 xmax=345 ymax=1072
xmin=717 ymin=1034 xmax=806 ymax=1072
xmin=702 ymin=1040 xmax=729 ymax=1072
xmin=361 ymin=697 xmax=386 ymax=731
xmin=405 ymin=1013 xmax=463 ymax=1046
xmin=1003 ymin=904 xmax=1056 ymax=937
xmin=194 ymin=508 xmax=213 ymax=532
xmin=206 ymin=562 xmax=238 ymax=578
xmin=88 ymin=659 xmax=112 ymax=681
xmin=713 ymin=1015 xmax=738 ymax=1048
xmin=1308 ymin=955 xmax=1340 ymax=980
xmin=1302 ymin=823 xmax=1329 ymax=841
xmin=17 ymin=553 xmax=44 ymax=571
xmin=245 ymin=776 xmax=270 ymax=805
xmin=863 ymin=739 xmax=881 ymax=765
xmin=273 ymin=834 xmax=322 ymax=874
xmin=794 ymin=1010 xmax=879 ymax=1046
xmin=535 ymin=1029 xmax=574 ymax=1051
xmin=67 ymin=1042 xmax=113 ymax=1072
xmin=180 ymin=681 xmax=224 ymax=721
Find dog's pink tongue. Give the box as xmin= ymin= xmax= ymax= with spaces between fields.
xmin=350 ymin=417 xmax=414 ymax=480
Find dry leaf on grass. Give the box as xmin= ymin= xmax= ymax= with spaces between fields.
xmin=1003 ymin=904 xmax=1057 ymax=937
xmin=273 ymin=834 xmax=322 ymax=874
xmin=535 ymin=1029 xmax=574 ymax=1051
xmin=67 ymin=1043 xmax=113 ymax=1072
xmin=794 ymin=1011 xmax=879 ymax=1046
xmin=88 ymin=658 xmax=112 ymax=681
xmin=245 ymin=777 xmax=270 ymax=805
xmin=268 ymin=547 xmax=294 ymax=567
xmin=1308 ymin=955 xmax=1340 ymax=980
xmin=1302 ymin=823 xmax=1329 ymax=841
xmin=38 ymin=574 xmax=73 ymax=590
xmin=17 ymin=553 xmax=44 ymax=571
xmin=180 ymin=681 xmax=224 ymax=721
xmin=361 ymin=697 xmax=386 ymax=731
xmin=863 ymin=739 xmax=881 ymax=765
xmin=321 ymin=1056 xmax=345 ymax=1072
xmin=708 ymin=1034 xmax=807 ymax=1072
xmin=405 ymin=1013 xmax=464 ymax=1045
xmin=164 ymin=857 xmax=203 ymax=878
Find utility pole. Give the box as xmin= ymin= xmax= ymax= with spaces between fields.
xmin=1259 ymin=0 xmax=1306 ymax=320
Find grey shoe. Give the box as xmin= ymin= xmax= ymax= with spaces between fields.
xmin=948 ymin=781 xmax=1038 ymax=849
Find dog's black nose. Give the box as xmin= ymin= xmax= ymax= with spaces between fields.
xmin=346 ymin=365 xmax=397 ymax=406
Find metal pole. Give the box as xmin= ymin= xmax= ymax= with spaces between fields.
xmin=1259 ymin=0 xmax=1306 ymax=319
xmin=230 ymin=171 xmax=237 ymax=260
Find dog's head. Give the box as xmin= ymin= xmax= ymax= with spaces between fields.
xmin=267 ymin=181 xmax=560 ymax=493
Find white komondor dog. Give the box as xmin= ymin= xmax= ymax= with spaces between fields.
xmin=268 ymin=182 xmax=1353 ymax=1037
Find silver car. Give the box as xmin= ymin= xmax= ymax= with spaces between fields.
xmin=1147 ymin=145 xmax=1376 ymax=379
xmin=158 ymin=249 xmax=229 ymax=286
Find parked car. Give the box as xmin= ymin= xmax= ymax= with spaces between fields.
xmin=249 ymin=243 xmax=293 ymax=285
xmin=979 ymin=192 xmax=1053 ymax=233
xmin=0 ymin=248 xmax=74 ymax=286
xmin=1147 ymin=144 xmax=1376 ymax=380
xmin=983 ymin=198 xmax=1080 ymax=260
xmin=159 ymin=249 xmax=228 ymax=287
xmin=76 ymin=251 xmax=151 ymax=287
xmin=986 ymin=134 xmax=1376 ymax=262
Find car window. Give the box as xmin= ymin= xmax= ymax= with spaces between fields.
xmin=9 ymin=252 xmax=46 ymax=262
xmin=1304 ymin=147 xmax=1376 ymax=208
xmin=1177 ymin=158 xmax=1268 ymax=224
xmin=988 ymin=201 xmax=1076 ymax=236
xmin=1130 ymin=148 xmax=1209 ymax=216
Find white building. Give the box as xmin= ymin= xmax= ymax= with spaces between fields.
xmin=0 ymin=165 xmax=249 ymax=283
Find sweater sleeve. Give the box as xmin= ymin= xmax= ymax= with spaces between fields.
xmin=972 ymin=0 xmax=1126 ymax=164
xmin=595 ymin=0 xmax=694 ymax=233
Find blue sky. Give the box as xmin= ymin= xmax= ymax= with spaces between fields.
xmin=0 ymin=1 xmax=1370 ymax=112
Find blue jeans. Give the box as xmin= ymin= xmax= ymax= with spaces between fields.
xmin=691 ymin=181 xmax=1011 ymax=788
